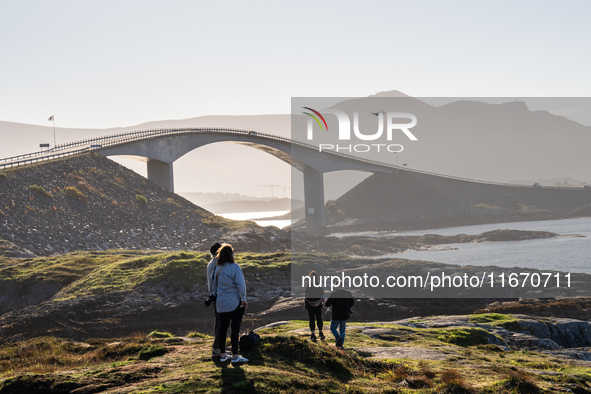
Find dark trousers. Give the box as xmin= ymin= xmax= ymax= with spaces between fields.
xmin=212 ymin=306 xmax=220 ymax=349
xmin=216 ymin=305 xmax=245 ymax=355
xmin=307 ymin=306 xmax=323 ymax=332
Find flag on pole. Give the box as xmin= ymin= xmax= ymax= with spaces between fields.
xmin=48 ymin=115 xmax=54 ymax=121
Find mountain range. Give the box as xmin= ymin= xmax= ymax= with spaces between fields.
xmin=2 ymin=92 xmax=590 ymax=202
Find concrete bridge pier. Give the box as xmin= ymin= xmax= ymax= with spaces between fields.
xmin=147 ymin=159 xmax=174 ymax=192
xmin=303 ymin=170 xmax=326 ymax=229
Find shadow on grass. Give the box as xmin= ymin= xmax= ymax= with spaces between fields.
xmin=211 ymin=357 xmax=252 ymax=393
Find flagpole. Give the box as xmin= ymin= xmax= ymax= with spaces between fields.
xmin=53 ymin=117 xmax=56 ymax=147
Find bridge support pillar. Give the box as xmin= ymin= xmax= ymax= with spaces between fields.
xmin=147 ymin=159 xmax=174 ymax=192
xmin=303 ymin=170 xmax=325 ymax=229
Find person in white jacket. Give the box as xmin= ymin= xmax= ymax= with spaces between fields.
xmin=211 ymin=244 xmax=248 ymax=363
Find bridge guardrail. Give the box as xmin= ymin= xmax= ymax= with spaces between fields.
xmin=0 ymin=127 xmax=585 ymax=191
xmin=0 ymin=147 xmax=91 ymax=170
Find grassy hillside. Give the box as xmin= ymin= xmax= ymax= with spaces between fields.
xmin=2 ymin=319 xmax=591 ymax=393
xmin=2 ymin=250 xmax=591 ymax=392
xmin=0 ymin=249 xmax=293 ymax=343
xmin=0 ymin=250 xmax=290 ymax=305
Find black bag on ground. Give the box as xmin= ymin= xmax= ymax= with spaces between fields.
xmin=239 ymin=331 xmax=260 ymax=351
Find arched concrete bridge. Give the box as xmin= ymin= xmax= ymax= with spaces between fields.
xmin=5 ymin=127 xmax=576 ymax=229
xmin=0 ymin=128 xmax=400 ymax=228
xmin=94 ymin=128 xmax=398 ymax=228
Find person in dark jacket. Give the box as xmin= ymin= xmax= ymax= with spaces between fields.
xmin=206 ymin=242 xmax=222 ymax=356
xmin=303 ymin=271 xmax=325 ymax=341
xmin=324 ymin=287 xmax=354 ymax=348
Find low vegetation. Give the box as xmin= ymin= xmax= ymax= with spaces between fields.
xmin=187 ymin=332 xmax=213 ymax=339
xmin=2 ymin=249 xmax=591 ymax=392
xmin=148 ymin=330 xmax=174 ymax=339
xmin=202 ymin=214 xmax=258 ymax=229
xmin=28 ymin=184 xmax=53 ymax=198
xmin=136 ymin=194 xmax=148 ymax=205
xmin=1 ymin=321 xmax=590 ymax=393
xmin=63 ymin=186 xmax=88 ymax=203
xmin=0 ymin=250 xmax=294 ymax=300
xmin=137 ymin=345 xmax=167 ymax=360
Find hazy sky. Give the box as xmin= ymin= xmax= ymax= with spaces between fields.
xmin=2 ymin=0 xmax=590 ymax=129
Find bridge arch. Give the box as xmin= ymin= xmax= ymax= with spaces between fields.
xmin=94 ymin=129 xmax=394 ymax=229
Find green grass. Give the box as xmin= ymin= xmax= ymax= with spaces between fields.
xmin=237 ymin=252 xmax=291 ymax=274
xmin=137 ymin=345 xmax=167 ymax=360
xmin=202 ymin=214 xmax=258 ymax=229
xmin=0 ymin=251 xmax=298 ymax=301
xmin=255 ymin=321 xmax=308 ymax=335
xmin=1 ymin=322 xmax=591 ymax=393
xmin=55 ymin=252 xmax=209 ymax=299
xmin=435 ymin=328 xmax=491 ymax=347
xmin=63 ymin=186 xmax=88 ymax=203
xmin=469 ymin=313 xmax=518 ymax=325
xmin=186 ymin=332 xmax=213 ymax=339
xmin=147 ymin=331 xmax=174 ymax=339
xmin=29 ymin=184 xmax=53 ymax=198
xmin=0 ymin=252 xmax=118 ymax=286
xmin=136 ymin=194 xmax=148 ymax=205
xmin=0 ymin=335 xmax=148 ymax=379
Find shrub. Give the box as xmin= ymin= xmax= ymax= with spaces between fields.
xmin=0 ymin=172 xmax=7 ymax=178
xmin=95 ymin=343 xmax=144 ymax=360
xmin=137 ymin=345 xmax=167 ymax=360
xmin=418 ymin=360 xmax=436 ymax=379
xmin=438 ymin=369 xmax=474 ymax=393
xmin=500 ymin=370 xmax=539 ymax=393
xmin=76 ymin=181 xmax=95 ymax=193
xmin=147 ymin=330 xmax=174 ymax=338
xmin=29 ymin=185 xmax=53 ymax=198
xmin=136 ymin=194 xmax=148 ymax=205
xmin=67 ymin=173 xmax=86 ymax=183
xmin=325 ymin=200 xmax=343 ymax=218
xmin=166 ymin=197 xmax=181 ymax=207
xmin=64 ymin=187 xmax=88 ymax=203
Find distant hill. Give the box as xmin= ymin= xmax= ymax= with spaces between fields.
xmin=202 ymin=198 xmax=303 ymax=214
xmin=178 ymin=191 xmax=284 ymax=206
xmin=292 ymin=97 xmax=591 ymax=183
xmin=4 ymin=94 xmax=591 ymax=202
xmin=0 ymin=153 xmax=290 ymax=255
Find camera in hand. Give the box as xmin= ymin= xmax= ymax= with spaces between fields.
xmin=204 ymin=294 xmax=216 ymax=307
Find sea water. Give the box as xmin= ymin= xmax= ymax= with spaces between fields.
xmin=362 ymin=217 xmax=591 ymax=274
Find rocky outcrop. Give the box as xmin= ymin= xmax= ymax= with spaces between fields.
xmin=0 ymin=153 xmax=290 ymax=255
xmin=292 ymin=228 xmax=562 ymax=256
xmin=388 ymin=314 xmax=591 ymax=361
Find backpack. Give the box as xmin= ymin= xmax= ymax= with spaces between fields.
xmin=239 ymin=331 xmax=260 ymax=351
